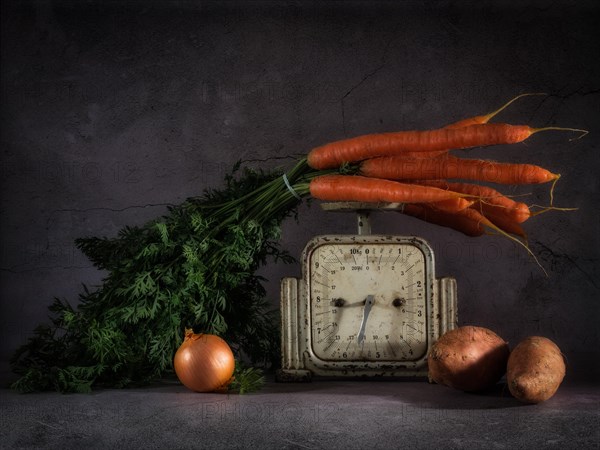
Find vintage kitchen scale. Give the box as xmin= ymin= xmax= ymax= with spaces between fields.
xmin=277 ymin=202 xmax=458 ymax=381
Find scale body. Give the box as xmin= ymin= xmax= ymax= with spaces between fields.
xmin=277 ymin=203 xmax=458 ymax=381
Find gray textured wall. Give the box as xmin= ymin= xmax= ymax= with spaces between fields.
xmin=1 ymin=1 xmax=599 ymax=383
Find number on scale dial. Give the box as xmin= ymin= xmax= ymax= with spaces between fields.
xmin=309 ymin=243 xmax=427 ymax=362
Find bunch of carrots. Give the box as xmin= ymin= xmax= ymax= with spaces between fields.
xmin=304 ymin=94 xmax=587 ymax=260
xmin=201 ymin=93 xmax=586 ymax=273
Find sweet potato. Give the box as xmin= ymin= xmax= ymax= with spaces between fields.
xmin=428 ymin=326 xmax=510 ymax=392
xmin=507 ymin=336 xmax=566 ymax=404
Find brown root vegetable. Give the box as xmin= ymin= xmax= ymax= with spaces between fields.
xmin=428 ymin=326 xmax=510 ymax=392
xmin=507 ymin=336 xmax=566 ymax=404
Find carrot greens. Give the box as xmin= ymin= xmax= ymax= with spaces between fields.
xmin=10 ymin=159 xmax=319 ymax=393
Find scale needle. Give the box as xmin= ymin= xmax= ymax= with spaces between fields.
xmin=357 ymin=295 xmax=375 ymax=345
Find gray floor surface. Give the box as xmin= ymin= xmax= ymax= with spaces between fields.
xmin=1 ymin=379 xmax=598 ymax=449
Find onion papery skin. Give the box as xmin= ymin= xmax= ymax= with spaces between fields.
xmin=174 ymin=330 xmax=235 ymax=393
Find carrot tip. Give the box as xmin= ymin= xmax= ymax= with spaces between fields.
xmin=483 ymin=92 xmax=548 ymax=122
xmin=531 ymin=126 xmax=589 ymax=140
xmin=529 ymin=205 xmax=579 ymax=217
xmin=481 ymin=218 xmax=547 ymax=276
xmin=549 ymin=174 xmax=561 ymax=206
xmin=569 ymin=130 xmax=589 ymax=141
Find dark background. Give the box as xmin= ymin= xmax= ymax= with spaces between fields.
xmin=1 ymin=0 xmax=599 ymax=384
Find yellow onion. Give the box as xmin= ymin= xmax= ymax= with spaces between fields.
xmin=174 ymin=329 xmax=235 ymax=392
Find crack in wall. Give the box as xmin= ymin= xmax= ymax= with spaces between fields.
xmin=1 ymin=265 xmax=93 ymax=274
xmin=46 ymin=203 xmax=175 ymax=216
xmin=2 ymin=204 xmax=172 ymax=274
xmin=529 ymin=86 xmax=600 ymax=124
xmin=339 ymin=36 xmax=397 ymax=135
xmin=534 ymin=240 xmax=599 ymax=290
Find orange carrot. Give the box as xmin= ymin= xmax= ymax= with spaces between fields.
xmin=414 ymin=180 xmax=531 ymax=223
xmin=408 ymin=203 xmax=544 ymax=273
xmin=360 ymin=154 xmax=559 ymax=185
xmin=428 ymin=198 xmax=474 ymax=213
xmin=474 ymin=206 xmax=527 ymax=238
xmin=395 ymin=150 xmax=448 ymax=159
xmin=308 ymin=124 xmax=586 ymax=169
xmin=309 ymin=175 xmax=467 ymax=203
xmin=400 ymin=204 xmax=486 ymax=237
xmin=475 ymin=199 xmax=530 ymax=225
xmin=444 ymin=93 xmax=546 ymax=129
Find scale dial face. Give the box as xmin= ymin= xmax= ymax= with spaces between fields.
xmin=307 ymin=237 xmax=431 ymax=365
